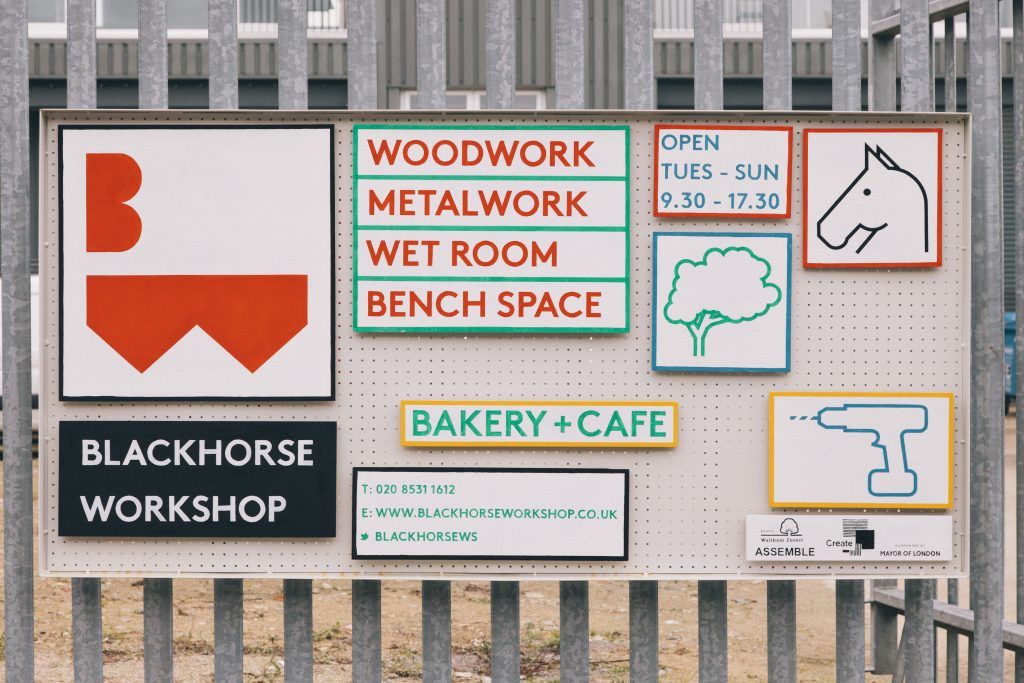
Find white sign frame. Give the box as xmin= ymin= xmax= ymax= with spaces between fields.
xmin=38 ymin=110 xmax=970 ymax=580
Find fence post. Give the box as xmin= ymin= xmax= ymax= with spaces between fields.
xmin=1014 ymin=2 xmax=1024 ymax=683
xmin=144 ymin=579 xmax=174 ymax=683
xmin=485 ymin=0 xmax=515 ymax=109
xmin=347 ymin=4 xmax=383 ymax=679
xmin=968 ymin=0 xmax=1006 ymax=681
xmin=866 ymin=4 xmax=899 ymax=674
xmin=206 ymin=5 xmax=245 ymax=681
xmin=762 ymin=4 xmax=796 ymax=681
xmin=899 ymin=3 xmax=937 ymax=680
xmin=623 ymin=0 xmax=654 ymax=110
xmin=348 ymin=0 xmax=378 ymax=110
xmin=560 ymin=581 xmax=589 ymax=683
xmin=554 ymin=0 xmax=585 ymax=109
xmin=352 ymin=579 xmax=382 ymax=682
xmin=830 ymin=3 xmax=866 ymax=682
xmin=214 ymin=579 xmax=244 ymax=683
xmin=693 ymin=4 xmax=727 ymax=681
xmin=208 ymin=0 xmax=239 ymax=110
xmin=422 ymin=580 xmax=452 ymax=683
xmin=66 ymin=1 xmax=104 ymax=681
xmin=490 ymin=581 xmax=520 ymax=683
xmin=628 ymin=581 xmax=658 ymax=683
xmin=416 ymin=0 xmax=446 ymax=109
xmin=138 ymin=3 xmax=174 ymax=679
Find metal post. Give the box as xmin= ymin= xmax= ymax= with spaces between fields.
xmin=898 ymin=4 xmax=937 ymax=680
xmin=766 ymin=581 xmax=796 ymax=683
xmin=485 ymin=0 xmax=515 ymax=109
xmin=947 ymin=579 xmax=960 ymax=683
xmin=283 ymin=579 xmax=313 ymax=683
xmin=866 ymin=5 xmax=898 ymax=673
xmin=554 ymin=0 xmax=584 ymax=109
xmin=835 ymin=579 xmax=864 ymax=683
xmin=138 ymin=0 xmax=168 ymax=109
xmin=277 ymin=0 xmax=308 ymax=109
xmin=762 ymin=0 xmax=792 ymax=111
xmin=869 ymin=0 xmax=897 ymax=112
xmin=66 ymin=0 xmax=96 ymax=108
xmin=623 ymin=0 xmax=654 ymax=109
xmin=1015 ymin=3 xmax=1024 ymax=683
xmin=214 ymin=579 xmax=243 ymax=683
xmin=490 ymin=581 xmax=520 ymax=683
xmin=693 ymin=5 xmax=726 ymax=678
xmin=698 ymin=581 xmax=727 ymax=683
xmin=66 ymin=2 xmax=103 ymax=680
xmin=72 ymin=577 xmax=102 ymax=683
xmin=763 ymin=7 xmax=797 ymax=676
xmin=560 ymin=581 xmax=589 ymax=683
xmin=416 ymin=0 xmax=446 ymax=109
xmin=905 ymin=579 xmax=935 ymax=683
xmin=144 ymin=579 xmax=174 ymax=683
xmin=352 ymin=580 xmax=382 ymax=682
xmin=968 ymin=0 xmax=1006 ymax=681
xmin=833 ymin=3 xmax=865 ymax=680
xmin=831 ymin=0 xmax=861 ymax=112
xmin=945 ymin=16 xmax=957 ymax=113
xmin=901 ymin=0 xmax=931 ymax=112
xmin=629 ymin=581 xmax=658 ymax=683
xmin=422 ymin=580 xmax=452 ymax=683
xmin=694 ymin=0 xmax=723 ymax=110
xmin=870 ymin=580 xmax=899 ymax=675
xmin=348 ymin=0 xmax=378 ymax=110
xmin=207 ymin=0 xmax=239 ymax=110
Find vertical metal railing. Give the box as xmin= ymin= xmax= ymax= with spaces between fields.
xmin=1015 ymin=0 xmax=1024 ymax=678
xmin=65 ymin=0 xmax=103 ymax=679
xmin=0 ymin=10 xmax=33 ymax=683
xmin=137 ymin=2 xmax=174 ymax=681
xmin=762 ymin=3 xmax=796 ymax=681
xmin=969 ymin=0 xmax=1006 ymax=680
xmin=831 ymin=3 xmax=865 ymax=680
xmin=899 ymin=2 xmax=937 ymax=681
xmin=483 ymin=0 xmax=521 ymax=679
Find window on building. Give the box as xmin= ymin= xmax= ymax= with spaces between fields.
xmin=399 ymin=90 xmax=547 ymax=111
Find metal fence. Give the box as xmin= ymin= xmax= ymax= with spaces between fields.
xmin=0 ymin=0 xmax=1014 ymax=681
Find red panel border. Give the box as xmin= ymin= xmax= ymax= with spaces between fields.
xmin=802 ymin=127 xmax=944 ymax=269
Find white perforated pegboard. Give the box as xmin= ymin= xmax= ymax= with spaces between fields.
xmin=38 ymin=110 xmax=970 ymax=579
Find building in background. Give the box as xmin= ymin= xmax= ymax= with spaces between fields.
xmin=22 ymin=0 xmax=1020 ymax=306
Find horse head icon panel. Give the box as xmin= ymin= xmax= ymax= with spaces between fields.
xmin=803 ymin=128 xmax=942 ymax=268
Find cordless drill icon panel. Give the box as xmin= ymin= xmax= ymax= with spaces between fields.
xmin=814 ymin=403 xmax=928 ymax=497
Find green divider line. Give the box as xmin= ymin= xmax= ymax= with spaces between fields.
xmin=355 ymin=174 xmax=627 ymax=182
xmin=353 ymin=224 xmax=628 ymax=232
xmin=355 ymin=275 xmax=628 ymax=283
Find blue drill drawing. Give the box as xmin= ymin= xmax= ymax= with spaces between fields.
xmin=811 ymin=404 xmax=929 ymax=497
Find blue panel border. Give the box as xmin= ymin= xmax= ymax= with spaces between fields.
xmin=651 ymin=231 xmax=793 ymax=374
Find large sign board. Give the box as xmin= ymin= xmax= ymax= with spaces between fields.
xmin=39 ymin=111 xmax=969 ymax=580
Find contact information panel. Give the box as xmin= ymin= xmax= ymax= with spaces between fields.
xmin=654 ymin=125 xmax=792 ymax=218
xmin=352 ymin=468 xmax=628 ymax=560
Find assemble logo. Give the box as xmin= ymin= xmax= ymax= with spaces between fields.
xmin=59 ymin=126 xmax=334 ymax=399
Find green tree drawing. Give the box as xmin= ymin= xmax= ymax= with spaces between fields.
xmin=663 ymin=246 xmax=782 ymax=357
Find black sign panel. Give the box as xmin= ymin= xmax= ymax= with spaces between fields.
xmin=59 ymin=421 xmax=336 ymax=538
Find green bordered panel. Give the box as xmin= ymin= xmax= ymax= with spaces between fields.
xmin=352 ymin=124 xmax=631 ymax=333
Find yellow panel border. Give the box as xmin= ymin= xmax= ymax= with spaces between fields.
xmin=768 ymin=391 xmax=955 ymax=510
xmin=400 ymin=400 xmax=679 ymax=448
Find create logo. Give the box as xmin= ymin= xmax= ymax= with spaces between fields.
xmin=84 ymin=153 xmax=308 ymax=373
